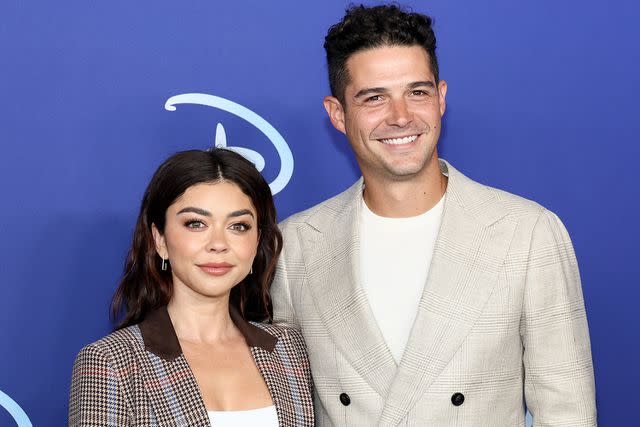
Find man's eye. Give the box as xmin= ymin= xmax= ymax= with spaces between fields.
xmin=411 ymin=90 xmax=428 ymax=96
xmin=229 ymin=222 xmax=252 ymax=232
xmin=366 ymin=95 xmax=382 ymax=102
xmin=185 ymin=220 xmax=206 ymax=229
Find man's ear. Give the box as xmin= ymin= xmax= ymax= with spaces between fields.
xmin=323 ymin=96 xmax=346 ymax=134
xmin=151 ymin=223 xmax=168 ymax=259
xmin=437 ymin=79 xmax=448 ymax=116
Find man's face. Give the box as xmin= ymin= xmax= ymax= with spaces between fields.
xmin=324 ymin=45 xmax=447 ymax=182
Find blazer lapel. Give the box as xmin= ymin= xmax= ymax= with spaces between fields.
xmin=135 ymin=306 xmax=286 ymax=426
xmin=302 ymin=179 xmax=397 ymax=398
xmin=136 ymin=308 xmax=210 ymax=426
xmin=379 ymin=161 xmax=517 ymax=426
xmin=252 ymin=344 xmax=311 ymax=427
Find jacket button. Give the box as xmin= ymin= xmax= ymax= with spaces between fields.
xmin=451 ymin=392 xmax=465 ymax=406
xmin=339 ymin=393 xmax=351 ymax=406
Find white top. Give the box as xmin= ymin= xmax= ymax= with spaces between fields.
xmin=207 ymin=405 xmax=278 ymax=426
xmin=360 ymin=195 xmax=445 ymax=364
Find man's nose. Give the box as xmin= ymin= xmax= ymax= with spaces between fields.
xmin=387 ymin=98 xmax=412 ymax=127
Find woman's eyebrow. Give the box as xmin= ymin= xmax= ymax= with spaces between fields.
xmin=227 ymin=209 xmax=254 ymax=219
xmin=176 ymin=207 xmax=255 ymax=219
xmin=176 ymin=207 xmax=211 ymax=216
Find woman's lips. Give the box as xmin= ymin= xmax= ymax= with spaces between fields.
xmin=197 ymin=262 xmax=234 ymax=276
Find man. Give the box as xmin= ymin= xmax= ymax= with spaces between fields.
xmin=271 ymin=4 xmax=596 ymax=426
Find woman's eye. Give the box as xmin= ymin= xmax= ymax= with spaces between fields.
xmin=229 ymin=222 xmax=251 ymax=232
xmin=185 ymin=219 xmax=206 ymax=229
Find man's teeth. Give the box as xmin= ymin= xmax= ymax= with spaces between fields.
xmin=380 ymin=135 xmax=418 ymax=145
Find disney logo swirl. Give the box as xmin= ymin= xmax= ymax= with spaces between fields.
xmin=165 ymin=93 xmax=294 ymax=195
xmin=0 ymin=389 xmax=32 ymax=426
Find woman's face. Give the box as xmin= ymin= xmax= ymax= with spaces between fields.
xmin=153 ymin=181 xmax=259 ymax=301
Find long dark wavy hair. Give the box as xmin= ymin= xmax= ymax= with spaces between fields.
xmin=111 ymin=148 xmax=282 ymax=329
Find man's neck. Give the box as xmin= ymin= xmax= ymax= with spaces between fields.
xmin=362 ymin=160 xmax=447 ymax=218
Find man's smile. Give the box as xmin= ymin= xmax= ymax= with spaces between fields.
xmin=377 ymin=134 xmax=420 ymax=145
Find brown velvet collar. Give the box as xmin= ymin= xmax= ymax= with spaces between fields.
xmin=138 ymin=305 xmax=277 ymax=361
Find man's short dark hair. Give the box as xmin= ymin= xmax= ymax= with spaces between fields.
xmin=324 ymin=4 xmax=439 ymax=104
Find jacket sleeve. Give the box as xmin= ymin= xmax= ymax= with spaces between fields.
xmin=521 ymin=209 xmax=597 ymax=426
xmin=271 ymin=222 xmax=300 ymax=329
xmin=69 ymin=343 xmax=130 ymax=426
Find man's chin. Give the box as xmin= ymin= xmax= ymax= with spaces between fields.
xmin=381 ymin=154 xmax=439 ymax=180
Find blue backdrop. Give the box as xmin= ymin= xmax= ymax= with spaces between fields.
xmin=1 ymin=1 xmax=638 ymax=425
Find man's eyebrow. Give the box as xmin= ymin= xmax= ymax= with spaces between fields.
xmin=408 ymin=81 xmax=436 ymax=89
xmin=176 ymin=207 xmax=211 ymax=216
xmin=354 ymin=87 xmax=388 ymax=99
xmin=354 ymin=82 xmax=436 ymax=99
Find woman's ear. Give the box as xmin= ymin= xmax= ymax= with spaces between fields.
xmin=151 ymin=223 xmax=168 ymax=259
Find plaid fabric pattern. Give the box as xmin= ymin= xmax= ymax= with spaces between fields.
xmin=69 ymin=321 xmax=314 ymax=426
xmin=271 ymin=159 xmax=596 ymax=426
xmin=253 ymin=323 xmax=314 ymax=426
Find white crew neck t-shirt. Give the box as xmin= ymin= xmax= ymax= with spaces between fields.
xmin=359 ymin=195 xmax=445 ymax=364
xmin=207 ymin=405 xmax=278 ymax=426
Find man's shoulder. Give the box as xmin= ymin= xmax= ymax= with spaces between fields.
xmin=279 ymin=178 xmax=362 ymax=231
xmin=484 ymin=181 xmax=546 ymax=218
xmin=445 ymin=160 xmax=547 ymax=223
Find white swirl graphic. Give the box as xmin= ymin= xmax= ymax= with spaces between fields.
xmin=0 ymin=389 xmax=32 ymax=426
xmin=165 ymin=93 xmax=293 ymax=195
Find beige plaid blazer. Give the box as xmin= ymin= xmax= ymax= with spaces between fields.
xmin=69 ymin=306 xmax=314 ymax=426
xmin=271 ymin=159 xmax=596 ymax=426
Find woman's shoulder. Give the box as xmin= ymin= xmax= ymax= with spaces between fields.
xmin=251 ymin=322 xmax=308 ymax=353
xmin=74 ymin=325 xmax=144 ymax=367
xmin=251 ymin=321 xmax=302 ymax=339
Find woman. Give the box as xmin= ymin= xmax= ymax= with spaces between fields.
xmin=69 ymin=148 xmax=314 ymax=426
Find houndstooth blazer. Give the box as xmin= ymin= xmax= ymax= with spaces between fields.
xmin=69 ymin=306 xmax=314 ymax=426
xmin=271 ymin=159 xmax=596 ymax=426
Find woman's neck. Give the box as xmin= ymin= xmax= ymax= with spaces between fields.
xmin=167 ymin=289 xmax=240 ymax=344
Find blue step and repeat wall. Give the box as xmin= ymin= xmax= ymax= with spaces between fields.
xmin=1 ymin=0 xmax=639 ymax=425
